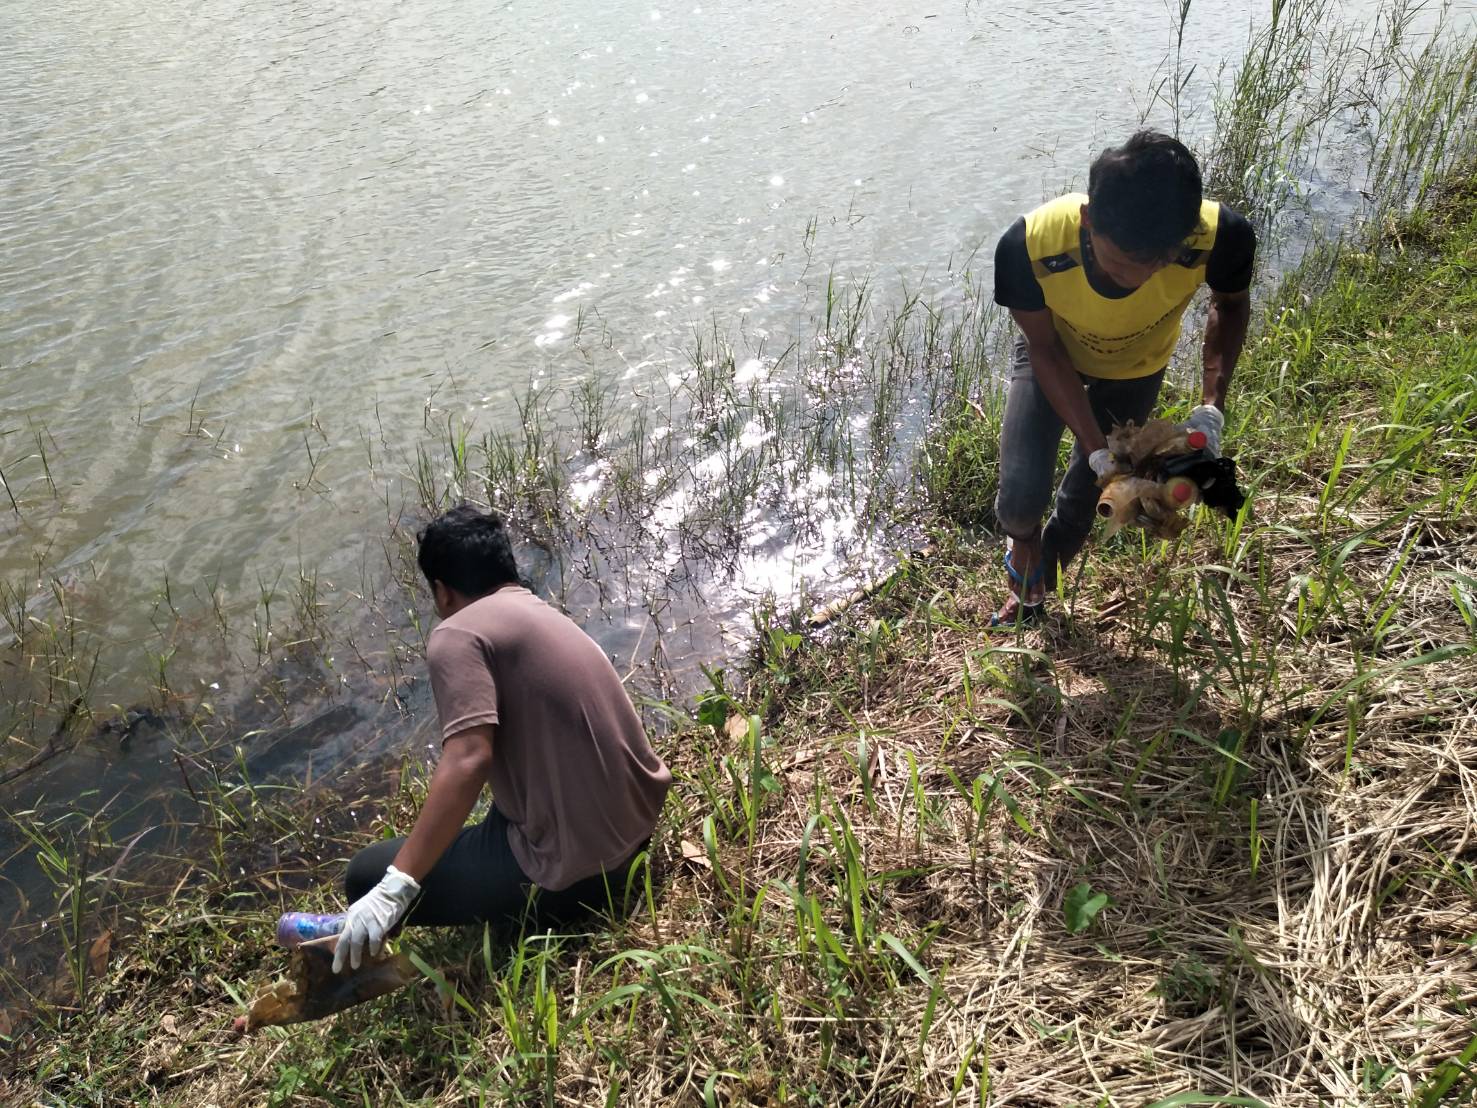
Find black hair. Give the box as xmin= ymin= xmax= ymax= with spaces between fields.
xmin=1087 ymin=130 xmax=1204 ymax=261
xmin=416 ymin=504 xmax=521 ymax=597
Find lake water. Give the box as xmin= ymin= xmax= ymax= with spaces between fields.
xmin=2 ymin=0 xmax=1473 ymax=971
xmin=2 ymin=0 xmax=1312 ymax=679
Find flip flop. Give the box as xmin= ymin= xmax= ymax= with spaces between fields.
xmin=1002 ymin=547 xmax=1045 ymax=594
xmin=990 ymin=546 xmax=1046 ymax=629
xmin=988 ymin=601 xmax=1044 ymax=629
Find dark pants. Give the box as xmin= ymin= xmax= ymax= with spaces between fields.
xmin=345 ymin=806 xmax=650 ymax=931
xmin=994 ymin=336 xmax=1165 ymax=584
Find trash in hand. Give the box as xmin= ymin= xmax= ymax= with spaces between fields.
xmin=275 ymin=912 xmax=345 ymax=949
xmin=1096 ymin=418 xmax=1245 ymax=539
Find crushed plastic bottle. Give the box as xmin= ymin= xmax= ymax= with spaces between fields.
xmin=275 ymin=912 xmax=345 ymax=949
xmin=230 ymin=911 xmax=417 ymax=1034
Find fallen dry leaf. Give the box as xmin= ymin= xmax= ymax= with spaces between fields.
xmin=160 ymin=1014 xmax=179 ymax=1037
xmin=724 ymin=713 xmax=750 ymax=742
xmin=679 ymin=839 xmax=711 ymax=869
xmin=0 ymin=1007 xmax=13 ymax=1037
xmin=438 ymin=983 xmax=458 ymax=1018
xmin=88 ymin=930 xmax=112 ymax=977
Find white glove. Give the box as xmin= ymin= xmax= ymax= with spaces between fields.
xmin=332 ymin=865 xmax=420 ymax=973
xmin=1187 ymin=404 xmax=1225 ymax=457
xmin=1088 ymin=448 xmax=1123 ymax=481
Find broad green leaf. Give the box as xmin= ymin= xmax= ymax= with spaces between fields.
xmin=1063 ymin=882 xmax=1109 ymax=935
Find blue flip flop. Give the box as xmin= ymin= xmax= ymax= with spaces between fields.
xmin=1002 ymin=548 xmax=1045 ymax=593
xmin=991 ymin=547 xmax=1046 ymax=628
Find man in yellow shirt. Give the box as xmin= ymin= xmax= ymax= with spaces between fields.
xmin=990 ymin=130 xmax=1254 ymax=626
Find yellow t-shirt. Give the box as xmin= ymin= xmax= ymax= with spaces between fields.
xmin=1007 ymin=192 xmax=1223 ymax=380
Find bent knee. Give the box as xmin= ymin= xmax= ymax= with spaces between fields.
xmin=992 ymin=492 xmax=1044 ymax=540
xmin=344 ymin=841 xmax=398 ymax=901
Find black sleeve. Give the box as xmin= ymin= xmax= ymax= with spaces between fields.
xmin=1205 ymin=204 xmax=1256 ymax=293
xmin=993 ymin=217 xmax=1045 ymax=311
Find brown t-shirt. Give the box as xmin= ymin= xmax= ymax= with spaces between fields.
xmin=425 ymin=586 xmax=672 ymax=891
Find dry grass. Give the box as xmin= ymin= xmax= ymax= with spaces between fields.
xmin=688 ymin=535 xmax=1475 ymax=1104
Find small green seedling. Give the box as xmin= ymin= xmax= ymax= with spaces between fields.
xmin=1063 ymin=882 xmax=1109 ymax=935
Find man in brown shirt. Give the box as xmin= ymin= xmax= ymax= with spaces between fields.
xmin=334 ymin=505 xmax=672 ymax=972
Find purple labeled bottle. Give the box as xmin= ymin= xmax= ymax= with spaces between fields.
xmin=276 ymin=912 xmax=345 ymax=949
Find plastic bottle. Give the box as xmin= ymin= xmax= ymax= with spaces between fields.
xmin=1108 ymin=418 xmax=1207 ymax=466
xmin=276 ymin=912 xmax=345 ymax=949
xmin=1161 ymin=475 xmax=1199 ymax=509
xmin=1096 ymin=477 xmax=1162 ymax=523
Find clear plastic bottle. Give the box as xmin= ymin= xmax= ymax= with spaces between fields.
xmin=275 ymin=912 xmax=345 ymax=949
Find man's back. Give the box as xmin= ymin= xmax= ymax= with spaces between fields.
xmin=426 ymin=586 xmax=672 ymax=891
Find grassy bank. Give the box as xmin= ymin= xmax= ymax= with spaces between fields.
xmin=6 ymin=164 xmax=1475 ymax=1105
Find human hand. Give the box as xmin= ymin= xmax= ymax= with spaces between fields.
xmin=332 ymin=865 xmax=420 ymax=973
xmin=1088 ymin=448 xmax=1126 ymax=482
xmin=1186 ymin=405 xmax=1225 ymax=458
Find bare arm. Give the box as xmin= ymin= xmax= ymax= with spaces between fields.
xmin=1201 ymin=289 xmax=1250 ymax=410
xmin=390 ymin=725 xmax=494 ymax=881
xmin=1010 ymin=307 xmax=1107 ymax=455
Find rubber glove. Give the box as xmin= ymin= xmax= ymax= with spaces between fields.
xmin=1186 ymin=405 xmax=1225 ymax=458
xmin=332 ymin=865 xmax=420 ymax=973
xmin=1088 ymin=448 xmax=1124 ymax=481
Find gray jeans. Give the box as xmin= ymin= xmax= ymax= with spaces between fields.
xmin=994 ymin=337 xmax=1164 ymax=584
